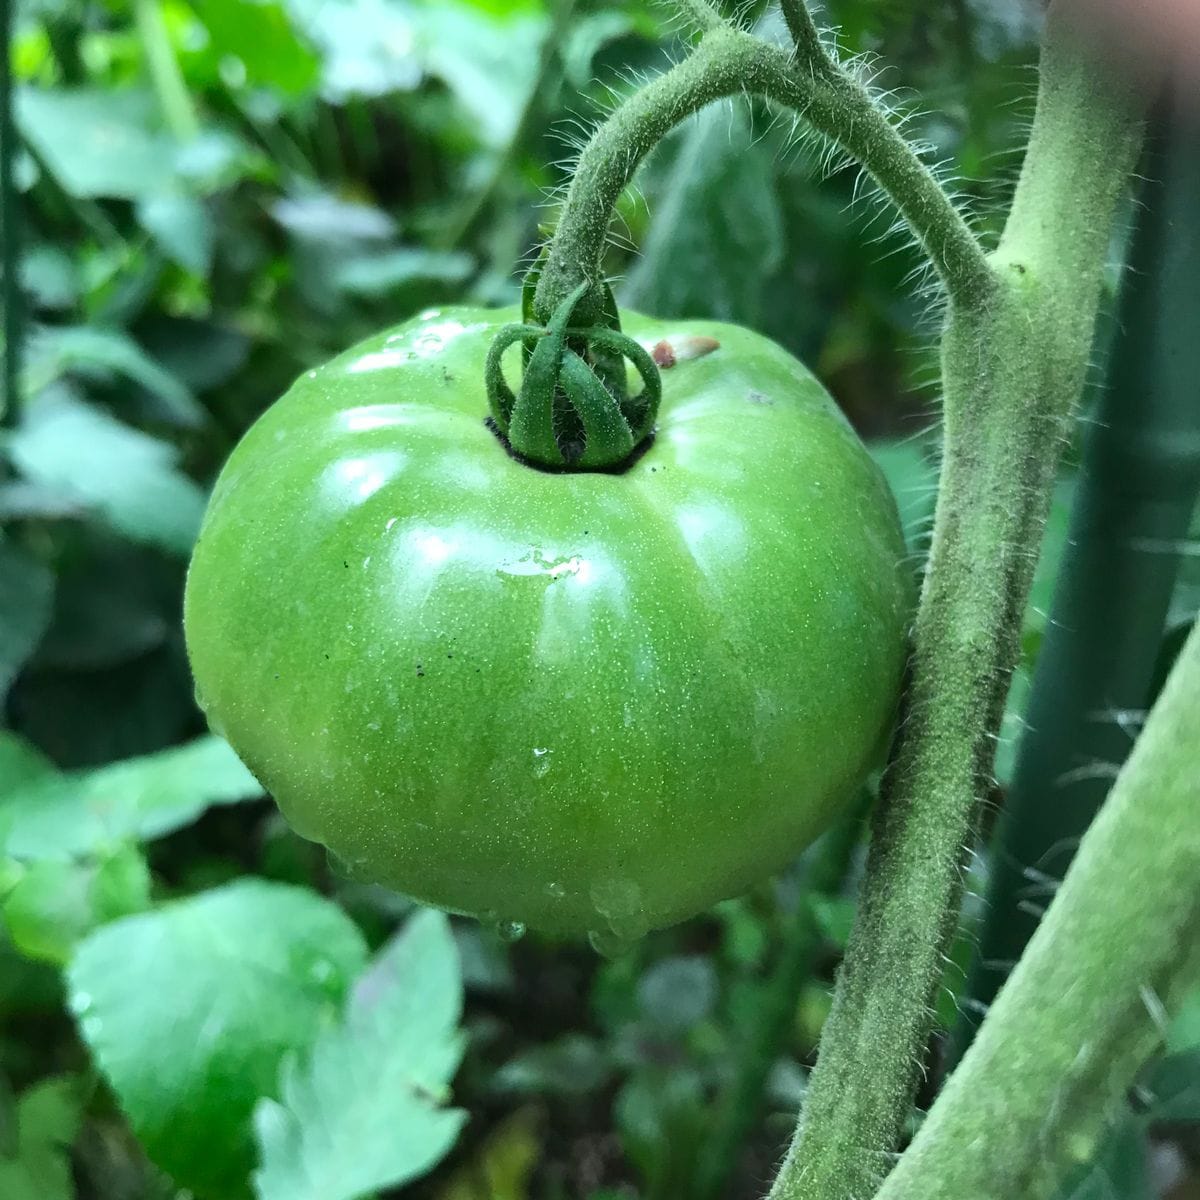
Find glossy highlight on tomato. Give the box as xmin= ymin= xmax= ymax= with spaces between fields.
xmin=184 ymin=307 xmax=910 ymax=941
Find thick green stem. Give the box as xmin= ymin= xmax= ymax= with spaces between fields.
xmin=677 ymin=0 xmax=724 ymax=32
xmin=875 ymin=616 xmax=1200 ymax=1200
xmin=133 ymin=0 xmax=198 ymax=142
xmin=952 ymin=93 xmax=1200 ymax=1062
xmin=767 ymin=8 xmax=1148 ymax=1199
xmin=1 ymin=0 xmax=19 ymax=429
xmin=532 ymin=25 xmax=989 ymax=326
xmin=778 ymin=0 xmax=828 ymax=71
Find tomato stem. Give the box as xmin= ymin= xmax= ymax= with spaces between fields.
xmin=532 ymin=19 xmax=993 ymax=328
xmin=767 ymin=7 xmax=1153 ymax=1199
xmin=876 ymin=620 xmax=1200 ymax=1200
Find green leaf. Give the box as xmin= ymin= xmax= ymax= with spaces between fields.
xmin=9 ymin=393 xmax=206 ymax=555
xmin=1059 ymin=1117 xmax=1151 ymax=1200
xmin=435 ymin=1107 xmax=541 ymax=1200
xmin=20 ymin=245 xmax=80 ymax=310
xmin=32 ymin=535 xmax=175 ymax=673
xmin=190 ymin=0 xmax=320 ymax=97
xmin=1 ymin=735 xmax=262 ymax=861
xmin=0 ymin=1078 xmax=83 ymax=1200
xmin=2 ymin=846 xmax=152 ymax=965
xmin=270 ymin=192 xmax=396 ymax=243
xmin=1140 ymin=1051 xmax=1200 ymax=1122
xmin=16 ymin=88 xmax=176 ymax=199
xmin=333 ymin=248 xmax=475 ymax=297
xmin=253 ymin=908 xmax=466 ymax=1200
xmin=68 ymin=880 xmax=368 ymax=1200
xmin=136 ymin=194 xmax=215 ymax=277
xmin=637 ymin=957 xmax=716 ymax=1034
xmin=25 ymin=327 xmax=204 ymax=427
xmin=492 ymin=1034 xmax=611 ymax=1097
xmin=1168 ymin=985 xmax=1200 ymax=1052
xmin=622 ymin=101 xmax=784 ymax=324
xmin=285 ymin=0 xmax=542 ymax=145
xmin=0 ymin=734 xmax=55 ymax=794
xmin=870 ymin=436 xmax=939 ymax=553
xmin=0 ymin=539 xmax=53 ymax=704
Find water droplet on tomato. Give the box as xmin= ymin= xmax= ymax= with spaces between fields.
xmin=532 ymin=747 xmax=552 ymax=777
xmin=495 ymin=919 xmax=526 ymax=943
xmin=544 ymin=881 xmax=566 ymax=899
xmin=588 ymin=929 xmax=637 ymax=958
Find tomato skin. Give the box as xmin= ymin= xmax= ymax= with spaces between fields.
xmin=184 ymin=307 xmax=909 ymax=938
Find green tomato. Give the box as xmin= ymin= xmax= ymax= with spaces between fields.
xmin=184 ymin=307 xmax=909 ymax=942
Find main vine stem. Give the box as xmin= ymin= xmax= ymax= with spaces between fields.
xmin=875 ymin=616 xmax=1200 ymax=1200
xmin=768 ymin=9 xmax=1149 ymax=1199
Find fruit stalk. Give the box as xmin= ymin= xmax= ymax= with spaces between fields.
xmin=531 ymin=20 xmax=990 ymax=328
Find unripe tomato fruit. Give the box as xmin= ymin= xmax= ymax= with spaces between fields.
xmin=184 ymin=307 xmax=909 ymax=941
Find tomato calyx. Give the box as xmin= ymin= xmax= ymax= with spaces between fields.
xmin=484 ymin=280 xmax=662 ymax=472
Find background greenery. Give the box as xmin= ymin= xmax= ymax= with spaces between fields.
xmin=1 ymin=1 xmax=1196 ymax=1198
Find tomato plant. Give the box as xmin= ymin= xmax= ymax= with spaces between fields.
xmin=184 ymin=307 xmax=909 ymax=940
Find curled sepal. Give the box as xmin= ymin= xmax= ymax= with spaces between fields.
xmin=484 ymin=281 xmax=662 ymax=471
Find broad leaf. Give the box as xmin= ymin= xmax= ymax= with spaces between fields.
xmin=16 ymin=88 xmax=175 ymax=199
xmin=136 ymin=193 xmax=216 ymax=277
xmin=622 ymin=102 xmax=784 ymax=324
xmin=1 ymin=735 xmax=262 ymax=860
xmin=0 ymin=538 xmax=53 ymax=704
xmin=25 ymin=327 xmax=204 ymax=427
xmin=69 ymin=881 xmax=368 ymax=1199
xmin=2 ymin=846 xmax=151 ymax=965
xmin=254 ymin=908 xmax=465 ymax=1200
xmin=10 ymin=392 xmax=206 ymax=555
xmin=0 ymin=1078 xmax=83 ymax=1200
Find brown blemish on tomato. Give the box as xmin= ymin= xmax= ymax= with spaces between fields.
xmin=652 ymin=340 xmax=676 ymax=368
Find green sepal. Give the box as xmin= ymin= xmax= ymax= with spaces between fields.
xmin=559 ymin=349 xmax=635 ymax=468
xmin=485 ymin=278 xmax=662 ymax=470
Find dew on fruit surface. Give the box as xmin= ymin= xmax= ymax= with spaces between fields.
xmin=544 ymin=881 xmax=566 ymax=900
xmin=494 ymin=919 xmax=526 ymax=944
xmin=496 ymin=549 xmax=592 ymax=584
xmin=590 ymin=877 xmax=649 ymax=943
xmin=588 ymin=928 xmax=638 ymax=959
xmin=419 ymin=308 xmax=443 ymax=321
xmin=531 ymin=747 xmax=553 ymax=778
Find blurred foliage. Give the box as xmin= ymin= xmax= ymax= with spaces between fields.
xmin=0 ymin=1 xmax=1197 ymax=1198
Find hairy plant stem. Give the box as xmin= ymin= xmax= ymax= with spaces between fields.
xmin=951 ymin=92 xmax=1200 ymax=1064
xmin=1 ymin=0 xmax=19 ymax=428
xmin=767 ymin=9 xmax=1148 ymax=1200
xmin=778 ymin=0 xmax=827 ymax=69
xmin=677 ymin=0 xmax=724 ymax=32
xmin=876 ymin=616 xmax=1200 ymax=1200
xmin=532 ymin=23 xmax=989 ymax=326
